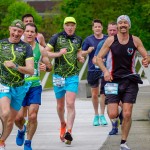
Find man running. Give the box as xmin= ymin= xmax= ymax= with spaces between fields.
xmin=93 ymin=22 xmax=122 ymax=134
xmin=22 ymin=14 xmax=46 ymax=47
xmin=45 ymin=17 xmax=84 ymax=145
xmin=96 ymin=15 xmax=149 ymax=150
xmin=15 ymin=23 xmax=52 ymax=150
xmin=0 ymin=19 xmax=34 ymax=150
xmin=82 ymin=19 xmax=108 ymax=126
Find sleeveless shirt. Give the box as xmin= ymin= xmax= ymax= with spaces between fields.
xmin=107 ymin=34 xmax=137 ymax=79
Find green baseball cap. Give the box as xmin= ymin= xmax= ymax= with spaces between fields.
xmin=64 ymin=17 xmax=76 ymax=24
xmin=10 ymin=19 xmax=25 ymax=30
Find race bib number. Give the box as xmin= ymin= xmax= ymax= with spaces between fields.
xmin=104 ymin=83 xmax=118 ymax=95
xmin=25 ymin=69 xmax=38 ymax=78
xmin=53 ymin=77 xmax=65 ymax=87
xmin=0 ymin=83 xmax=10 ymax=93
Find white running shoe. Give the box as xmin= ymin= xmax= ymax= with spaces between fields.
xmin=120 ymin=142 xmax=131 ymax=150
xmin=0 ymin=145 xmax=5 ymax=150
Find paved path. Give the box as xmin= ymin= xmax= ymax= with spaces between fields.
xmin=6 ymin=90 xmax=111 ymax=150
xmin=100 ymin=85 xmax=150 ymax=150
xmin=5 ymin=79 xmax=150 ymax=150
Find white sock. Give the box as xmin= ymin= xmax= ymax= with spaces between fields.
xmin=19 ymin=125 xmax=25 ymax=132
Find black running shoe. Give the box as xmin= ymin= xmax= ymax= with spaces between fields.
xmin=64 ymin=132 xmax=73 ymax=145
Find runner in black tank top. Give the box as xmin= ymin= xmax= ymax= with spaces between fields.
xmin=109 ymin=34 xmax=137 ymax=79
xmin=96 ymin=15 xmax=149 ymax=150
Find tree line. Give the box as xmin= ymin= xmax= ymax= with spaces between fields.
xmin=0 ymin=0 xmax=149 ymax=50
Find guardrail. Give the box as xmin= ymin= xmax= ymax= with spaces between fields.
xmin=41 ymin=54 xmax=150 ymax=89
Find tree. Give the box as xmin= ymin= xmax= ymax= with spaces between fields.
xmin=0 ymin=1 xmax=42 ymax=39
xmin=57 ymin=0 xmax=150 ymax=49
xmin=0 ymin=0 xmax=17 ymax=24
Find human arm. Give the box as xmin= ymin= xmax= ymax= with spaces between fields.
xmin=40 ymin=45 xmax=52 ymax=72
xmin=45 ymin=45 xmax=67 ymax=58
xmin=133 ymin=36 xmax=150 ymax=67
xmin=45 ymin=33 xmax=67 ymax=58
xmin=77 ymin=49 xmax=85 ymax=63
xmin=81 ymin=46 xmax=94 ymax=57
xmin=93 ymin=40 xmax=105 ymax=64
xmin=37 ymin=33 xmax=46 ymax=47
xmin=4 ymin=58 xmax=34 ymax=75
xmin=96 ymin=37 xmax=113 ymax=81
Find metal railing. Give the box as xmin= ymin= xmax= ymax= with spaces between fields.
xmin=41 ymin=55 xmax=150 ymax=89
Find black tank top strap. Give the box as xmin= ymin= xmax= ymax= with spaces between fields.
xmin=129 ymin=34 xmax=133 ymax=41
xmin=114 ymin=34 xmax=118 ymax=42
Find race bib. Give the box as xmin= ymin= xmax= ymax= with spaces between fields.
xmin=53 ymin=77 xmax=65 ymax=87
xmin=0 ymin=83 xmax=10 ymax=93
xmin=104 ymin=83 xmax=118 ymax=95
xmin=25 ymin=69 xmax=38 ymax=78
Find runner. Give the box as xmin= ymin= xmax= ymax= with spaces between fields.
xmin=96 ymin=15 xmax=149 ymax=150
xmin=15 ymin=23 xmax=52 ymax=150
xmin=82 ymin=19 xmax=108 ymax=126
xmin=0 ymin=19 xmax=34 ymax=150
xmin=45 ymin=17 xmax=84 ymax=145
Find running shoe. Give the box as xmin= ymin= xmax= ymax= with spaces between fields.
xmin=109 ymin=128 xmax=118 ymax=135
xmin=64 ymin=132 xmax=73 ymax=145
xmin=109 ymin=119 xmax=119 ymax=135
xmin=60 ymin=123 xmax=66 ymax=142
xmin=0 ymin=140 xmax=5 ymax=150
xmin=16 ymin=125 xmax=26 ymax=146
xmin=99 ymin=115 xmax=108 ymax=125
xmin=120 ymin=142 xmax=131 ymax=150
xmin=93 ymin=115 xmax=100 ymax=126
xmin=24 ymin=140 xmax=32 ymax=150
xmin=0 ymin=146 xmax=5 ymax=150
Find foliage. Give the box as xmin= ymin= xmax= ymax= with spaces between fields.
xmin=54 ymin=0 xmax=150 ymax=50
xmin=0 ymin=0 xmax=42 ymax=39
xmin=0 ymin=0 xmax=17 ymax=24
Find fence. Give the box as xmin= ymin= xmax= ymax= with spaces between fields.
xmin=41 ymin=55 xmax=150 ymax=89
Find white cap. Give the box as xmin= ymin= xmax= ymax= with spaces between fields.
xmin=117 ymin=15 xmax=131 ymax=28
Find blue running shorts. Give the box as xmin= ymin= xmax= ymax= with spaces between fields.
xmin=53 ymin=74 xmax=79 ymax=99
xmin=22 ymin=85 xmax=42 ymax=106
xmin=0 ymin=82 xmax=31 ymax=111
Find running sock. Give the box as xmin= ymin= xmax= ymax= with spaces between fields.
xmin=121 ymin=140 xmax=126 ymax=144
xmin=19 ymin=125 xmax=25 ymax=132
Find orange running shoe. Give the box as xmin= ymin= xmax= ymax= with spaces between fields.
xmin=60 ymin=124 xmax=66 ymax=142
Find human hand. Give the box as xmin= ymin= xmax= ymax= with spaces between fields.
xmin=142 ymin=56 xmax=149 ymax=68
xmin=78 ymin=56 xmax=85 ymax=63
xmin=104 ymin=70 xmax=113 ymax=82
xmin=39 ymin=62 xmax=46 ymax=71
xmin=46 ymin=63 xmax=52 ymax=72
xmin=59 ymin=48 xmax=67 ymax=56
xmin=4 ymin=61 xmax=16 ymax=69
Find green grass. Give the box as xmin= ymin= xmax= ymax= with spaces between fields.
xmin=40 ymin=71 xmax=53 ymax=88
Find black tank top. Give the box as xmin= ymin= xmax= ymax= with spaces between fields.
xmin=108 ymin=34 xmax=137 ymax=78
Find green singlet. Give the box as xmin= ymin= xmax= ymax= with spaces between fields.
xmin=25 ymin=42 xmax=41 ymax=87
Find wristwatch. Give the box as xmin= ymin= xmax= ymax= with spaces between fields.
xmin=14 ymin=63 xmax=19 ymax=70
